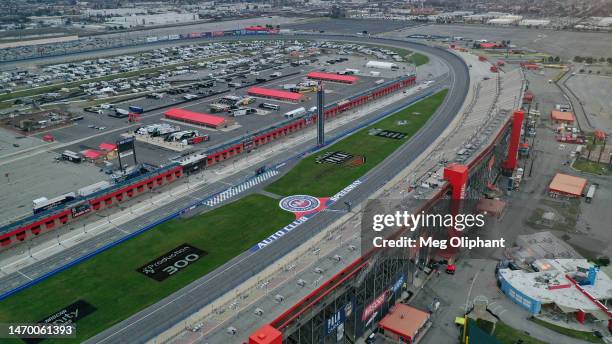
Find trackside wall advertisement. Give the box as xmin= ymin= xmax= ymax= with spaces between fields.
xmin=137 ymin=244 xmax=206 ymax=281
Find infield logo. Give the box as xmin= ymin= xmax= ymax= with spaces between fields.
xmin=279 ymin=195 xmax=321 ymax=213
xmin=137 ymin=244 xmax=206 ymax=281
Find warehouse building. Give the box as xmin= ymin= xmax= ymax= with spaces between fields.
xmin=378 ymin=304 xmax=431 ymax=344
xmin=498 ymin=258 xmax=612 ymax=330
xmin=550 ymin=110 xmax=575 ymax=125
xmin=164 ymin=108 xmax=228 ymax=129
xmin=548 ymin=173 xmax=587 ymax=198
xmin=247 ymin=87 xmax=304 ymax=102
xmin=366 ymin=61 xmax=398 ymax=70
xmin=306 ymin=71 xmax=359 ymax=84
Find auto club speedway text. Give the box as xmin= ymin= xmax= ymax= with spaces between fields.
xmin=370 ymin=211 xmax=506 ymax=249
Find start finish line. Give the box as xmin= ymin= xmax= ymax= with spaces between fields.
xmin=249 ymin=179 xmax=363 ymax=252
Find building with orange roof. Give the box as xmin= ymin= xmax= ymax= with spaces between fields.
xmin=550 ymin=110 xmax=575 ymax=124
xmin=378 ymin=304 xmax=431 ymax=344
xmin=549 ymin=173 xmax=587 ymax=198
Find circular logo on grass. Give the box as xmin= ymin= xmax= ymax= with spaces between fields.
xmin=279 ymin=195 xmax=320 ymax=213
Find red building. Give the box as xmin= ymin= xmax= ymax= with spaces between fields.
xmin=164 ymin=108 xmax=228 ymax=128
xmin=306 ymin=71 xmax=358 ymax=84
xmin=247 ymin=87 xmax=304 ymax=102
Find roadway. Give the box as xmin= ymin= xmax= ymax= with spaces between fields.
xmin=84 ymin=35 xmax=470 ymax=344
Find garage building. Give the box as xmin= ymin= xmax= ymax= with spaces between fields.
xmin=550 ymin=110 xmax=575 ymax=125
xmin=306 ymin=71 xmax=358 ymax=84
xmin=548 ymin=173 xmax=587 ymax=198
xmin=164 ymin=108 xmax=228 ymax=129
xmin=247 ymin=87 xmax=304 ymax=102
xmin=378 ymin=304 xmax=431 ymax=344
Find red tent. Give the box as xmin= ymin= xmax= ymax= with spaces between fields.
xmin=98 ymin=142 xmax=117 ymax=152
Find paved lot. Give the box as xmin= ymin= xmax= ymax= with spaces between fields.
xmin=0 ymin=50 xmax=412 ymax=221
xmin=286 ymin=18 xmax=420 ymax=34
xmin=386 ymin=24 xmax=612 ymax=60
xmin=0 ymin=149 xmax=107 ymax=225
xmin=565 ymin=74 xmax=612 ymax=132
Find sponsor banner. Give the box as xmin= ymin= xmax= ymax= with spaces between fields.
xmin=168 ymin=34 xmax=180 ymax=40
xmin=328 ymin=179 xmax=362 ymax=204
xmin=24 ymin=300 xmax=96 ymax=344
xmin=116 ymin=136 xmax=135 ymax=153
xmin=316 ymin=151 xmax=353 ymax=165
xmin=71 ymin=203 xmax=91 ymax=218
xmin=361 ymin=291 xmax=386 ymax=321
xmin=189 ymin=32 xmax=202 ymax=38
xmin=250 ymin=215 xmax=311 ymax=252
xmin=391 ymin=273 xmax=405 ymax=294
xmin=212 ymin=31 xmax=224 ymax=37
xmin=119 ymin=151 xmax=133 ymax=159
xmin=137 ymin=244 xmax=206 ymax=281
xmin=145 ymin=36 xmax=158 ymax=43
xmin=203 ymin=32 xmax=212 ymax=38
xmin=375 ymin=130 xmax=407 ymax=140
xmin=325 ymin=301 xmax=354 ymax=336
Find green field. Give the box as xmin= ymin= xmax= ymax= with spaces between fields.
xmin=0 ymin=194 xmax=293 ymax=343
xmin=266 ymin=89 xmax=448 ymax=197
xmin=492 ymin=321 xmax=547 ymax=344
xmin=531 ymin=317 xmax=604 ymax=343
xmin=572 ymin=159 xmax=612 ymax=176
xmin=0 ymin=90 xmax=448 ymax=343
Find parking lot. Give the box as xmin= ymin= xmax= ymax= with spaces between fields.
xmin=1 ymin=39 xmax=415 ymax=222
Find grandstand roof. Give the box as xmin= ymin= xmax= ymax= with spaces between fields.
xmin=164 ymin=108 xmax=226 ymax=127
xmin=549 ymin=173 xmax=587 ymax=197
xmin=306 ymin=71 xmax=359 ymax=84
xmin=247 ymin=87 xmax=303 ymax=101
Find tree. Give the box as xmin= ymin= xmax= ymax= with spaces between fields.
xmin=547 ymin=56 xmax=554 ymax=63
xmin=599 ymin=57 xmax=605 ymax=62
xmin=597 ymin=139 xmax=606 ymax=163
xmin=574 ymin=56 xmax=583 ymax=63
xmin=554 ymin=56 xmax=560 ymax=63
xmin=585 ymin=57 xmax=594 ymax=64
xmin=607 ymin=57 xmax=612 ymax=64
xmin=586 ymin=142 xmax=595 ymax=160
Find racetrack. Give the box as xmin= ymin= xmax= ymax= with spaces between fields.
xmin=82 ymin=35 xmax=470 ymax=344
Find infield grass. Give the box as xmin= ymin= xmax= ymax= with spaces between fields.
xmin=0 ymin=194 xmax=293 ymax=343
xmin=266 ymin=89 xmax=448 ymax=197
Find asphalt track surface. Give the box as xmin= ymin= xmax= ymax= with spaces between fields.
xmin=81 ymin=35 xmax=469 ymax=344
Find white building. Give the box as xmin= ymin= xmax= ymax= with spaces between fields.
xmin=366 ymin=61 xmax=397 ymax=70
xmin=519 ymin=19 xmax=551 ymax=27
xmin=105 ymin=13 xmax=199 ymax=28
xmin=487 ymin=15 xmax=523 ymax=25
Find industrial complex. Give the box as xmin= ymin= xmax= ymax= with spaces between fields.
xmin=0 ymin=3 xmax=610 ymax=344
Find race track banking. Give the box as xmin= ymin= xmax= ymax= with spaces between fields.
xmin=83 ymin=35 xmax=470 ymax=344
